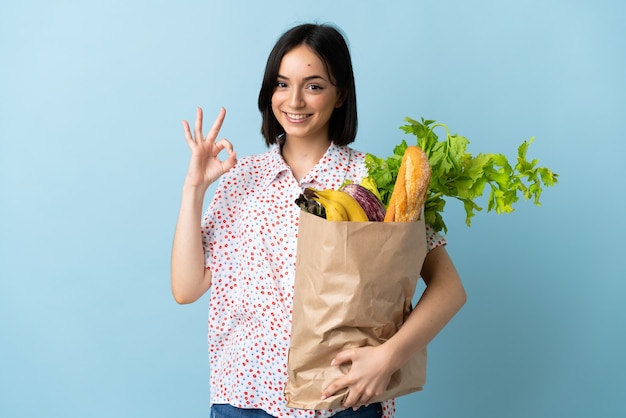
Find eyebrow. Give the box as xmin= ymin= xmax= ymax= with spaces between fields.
xmin=277 ymin=74 xmax=328 ymax=82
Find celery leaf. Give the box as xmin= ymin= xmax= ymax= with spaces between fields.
xmin=364 ymin=117 xmax=559 ymax=233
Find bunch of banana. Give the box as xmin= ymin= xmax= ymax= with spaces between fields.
xmin=299 ymin=187 xmax=369 ymax=222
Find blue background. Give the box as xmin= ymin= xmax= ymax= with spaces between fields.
xmin=1 ymin=1 xmax=625 ymax=417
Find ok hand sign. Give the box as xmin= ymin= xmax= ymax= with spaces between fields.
xmin=182 ymin=107 xmax=237 ymax=190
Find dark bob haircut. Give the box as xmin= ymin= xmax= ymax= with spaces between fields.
xmin=258 ymin=23 xmax=357 ymax=147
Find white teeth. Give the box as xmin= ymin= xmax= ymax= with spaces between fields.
xmin=287 ymin=113 xmax=309 ymax=120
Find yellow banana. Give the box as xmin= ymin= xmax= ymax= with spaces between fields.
xmin=313 ymin=193 xmax=349 ymax=221
xmin=315 ymin=189 xmax=369 ymax=222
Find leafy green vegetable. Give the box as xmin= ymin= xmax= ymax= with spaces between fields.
xmin=364 ymin=117 xmax=559 ymax=233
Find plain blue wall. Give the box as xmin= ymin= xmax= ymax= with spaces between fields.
xmin=1 ymin=0 xmax=625 ymax=417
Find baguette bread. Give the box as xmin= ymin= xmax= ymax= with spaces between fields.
xmin=383 ymin=146 xmax=431 ymax=222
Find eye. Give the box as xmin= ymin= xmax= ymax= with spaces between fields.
xmin=276 ymin=81 xmax=288 ymax=88
xmin=307 ymin=84 xmax=323 ymax=91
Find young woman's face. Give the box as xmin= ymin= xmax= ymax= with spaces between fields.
xmin=271 ymin=44 xmax=343 ymax=144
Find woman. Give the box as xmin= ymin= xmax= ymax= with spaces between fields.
xmin=171 ymin=23 xmax=466 ymax=418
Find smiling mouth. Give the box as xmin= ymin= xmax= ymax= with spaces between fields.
xmin=285 ymin=112 xmax=311 ymax=120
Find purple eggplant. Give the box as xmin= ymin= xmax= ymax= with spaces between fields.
xmin=339 ymin=183 xmax=386 ymax=222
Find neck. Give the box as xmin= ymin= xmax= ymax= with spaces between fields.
xmin=281 ymin=136 xmax=331 ymax=182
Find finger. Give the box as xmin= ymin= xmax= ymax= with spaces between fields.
xmin=205 ymin=107 xmax=226 ymax=143
xmin=321 ymin=377 xmax=348 ymax=401
xmin=343 ymin=389 xmax=363 ymax=409
xmin=352 ymin=396 xmax=372 ymax=411
xmin=182 ymin=120 xmax=194 ymax=144
xmin=322 ymin=349 xmax=355 ymax=399
xmin=194 ymin=107 xmax=204 ymax=141
xmin=214 ymin=138 xmax=234 ymax=154
xmin=331 ymin=348 xmax=355 ymax=367
xmin=349 ymin=390 xmax=375 ymax=411
xmin=214 ymin=138 xmax=237 ymax=172
xmin=221 ymin=152 xmax=238 ymax=174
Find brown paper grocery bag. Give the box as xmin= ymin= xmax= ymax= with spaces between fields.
xmin=285 ymin=211 xmax=428 ymax=410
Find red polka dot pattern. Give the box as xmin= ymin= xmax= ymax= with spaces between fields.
xmin=201 ymin=143 xmax=446 ymax=417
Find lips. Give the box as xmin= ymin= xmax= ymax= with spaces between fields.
xmin=285 ymin=112 xmax=311 ymax=121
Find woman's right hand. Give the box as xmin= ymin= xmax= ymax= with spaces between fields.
xmin=182 ymin=107 xmax=237 ymax=190
xmin=171 ymin=107 xmax=235 ymax=304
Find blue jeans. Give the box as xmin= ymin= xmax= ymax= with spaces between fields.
xmin=210 ymin=403 xmax=382 ymax=418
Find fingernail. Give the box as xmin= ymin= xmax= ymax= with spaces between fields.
xmin=330 ymin=359 xmax=336 ymax=366
xmin=320 ymin=394 xmax=327 ymax=400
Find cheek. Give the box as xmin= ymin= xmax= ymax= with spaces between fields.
xmin=271 ymin=91 xmax=283 ymax=110
xmin=319 ymin=96 xmax=340 ymax=114
xmin=270 ymin=95 xmax=285 ymax=124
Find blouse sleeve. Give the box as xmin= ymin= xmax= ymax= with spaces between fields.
xmin=425 ymin=224 xmax=447 ymax=251
xmin=200 ymin=171 xmax=240 ymax=270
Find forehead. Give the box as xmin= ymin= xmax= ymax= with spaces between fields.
xmin=279 ymin=44 xmax=328 ymax=76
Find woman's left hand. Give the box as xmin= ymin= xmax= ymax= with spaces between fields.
xmin=321 ymin=246 xmax=466 ymax=411
xmin=321 ymin=345 xmax=395 ymax=410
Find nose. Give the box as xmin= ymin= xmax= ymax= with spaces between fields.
xmin=290 ymin=88 xmax=304 ymax=108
